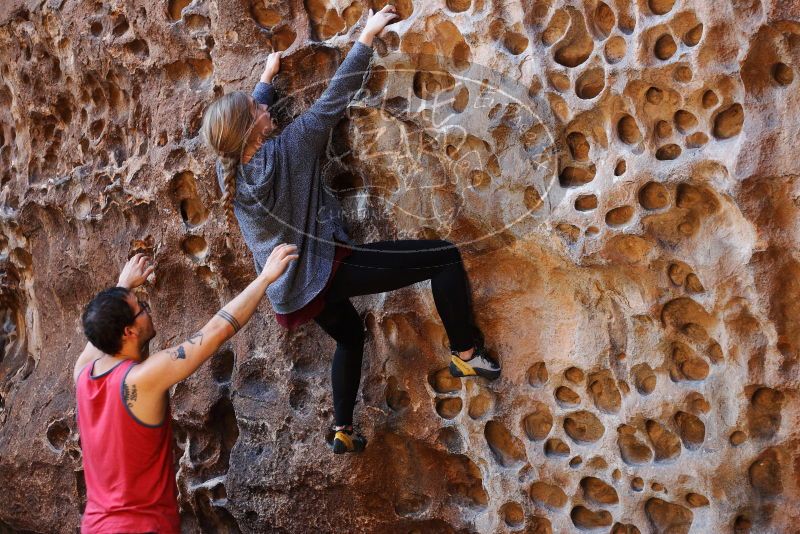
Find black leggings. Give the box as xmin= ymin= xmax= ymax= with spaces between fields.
xmin=314 ymin=239 xmax=480 ymax=426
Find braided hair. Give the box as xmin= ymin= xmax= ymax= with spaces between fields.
xmin=200 ymin=91 xmax=259 ymax=232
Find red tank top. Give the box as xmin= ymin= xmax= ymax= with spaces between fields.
xmin=76 ymin=358 xmax=180 ymax=533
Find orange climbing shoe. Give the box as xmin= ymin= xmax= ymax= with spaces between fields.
xmin=326 ymin=425 xmax=367 ymax=454
xmin=449 ymin=345 xmax=501 ymax=380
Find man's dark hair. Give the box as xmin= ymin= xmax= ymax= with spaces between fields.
xmin=82 ymin=287 xmax=134 ymax=355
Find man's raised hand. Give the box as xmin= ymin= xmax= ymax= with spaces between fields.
xmin=260 ymin=243 xmax=299 ymax=284
xmin=117 ymin=253 xmax=154 ymax=289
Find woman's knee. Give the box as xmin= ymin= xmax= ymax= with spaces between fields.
xmin=338 ymin=322 xmax=365 ymax=351
xmin=322 ymin=309 xmax=365 ymax=350
xmin=431 ymin=239 xmax=463 ymax=265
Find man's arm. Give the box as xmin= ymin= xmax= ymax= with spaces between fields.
xmin=129 ymin=244 xmax=298 ymax=392
xmin=73 ymin=254 xmax=154 ymax=383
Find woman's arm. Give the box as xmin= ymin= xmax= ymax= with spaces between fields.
xmin=253 ymin=51 xmax=281 ymax=106
xmin=279 ymin=6 xmax=398 ymax=153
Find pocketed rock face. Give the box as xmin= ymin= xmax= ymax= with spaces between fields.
xmin=645 ymin=498 xmax=693 ymax=534
xmin=1 ymin=1 xmax=800 ymax=533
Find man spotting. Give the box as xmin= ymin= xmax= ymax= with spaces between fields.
xmin=74 ymin=245 xmax=297 ymax=533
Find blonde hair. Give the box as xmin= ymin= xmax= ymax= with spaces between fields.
xmin=200 ymin=91 xmax=257 ymax=229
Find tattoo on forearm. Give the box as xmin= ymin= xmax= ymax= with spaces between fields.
xmin=123 ymin=382 xmax=138 ymax=408
xmin=216 ymin=310 xmax=241 ymax=333
xmin=168 ymin=346 xmax=187 ymax=361
xmin=187 ymin=331 xmax=204 ymax=346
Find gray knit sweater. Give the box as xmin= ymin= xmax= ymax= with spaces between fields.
xmin=216 ymin=41 xmax=373 ymax=314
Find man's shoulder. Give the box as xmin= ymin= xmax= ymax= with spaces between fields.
xmin=73 ymin=360 xmax=91 ymax=384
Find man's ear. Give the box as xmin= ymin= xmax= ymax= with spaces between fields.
xmin=122 ymin=324 xmax=138 ymax=340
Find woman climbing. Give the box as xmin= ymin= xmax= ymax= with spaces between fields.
xmin=200 ymin=4 xmax=500 ymax=454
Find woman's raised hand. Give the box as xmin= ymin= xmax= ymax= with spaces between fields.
xmin=359 ymin=5 xmax=398 ymax=45
xmin=260 ymin=51 xmax=281 ymax=83
xmin=260 ymin=243 xmax=299 ymax=284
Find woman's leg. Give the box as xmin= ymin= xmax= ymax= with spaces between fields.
xmin=313 ymin=297 xmax=365 ymax=426
xmin=326 ymin=239 xmax=478 ymax=352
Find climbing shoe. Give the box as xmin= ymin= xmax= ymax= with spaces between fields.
xmin=326 ymin=425 xmax=367 ymax=454
xmin=449 ymin=344 xmax=501 ymax=380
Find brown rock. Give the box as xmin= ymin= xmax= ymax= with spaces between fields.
xmin=571 ymin=505 xmax=613 ymax=530
xmin=544 ymin=438 xmax=571 ymax=457
xmin=1 ymin=2 xmax=798 ymax=532
xmin=564 ymin=411 xmax=605 ymax=443
xmin=685 ymin=493 xmax=709 ymax=507
xmin=674 ymin=411 xmax=705 ymax=449
xmin=529 ymin=481 xmax=567 ymax=509
xmin=618 ymin=429 xmax=653 ymax=465
xmin=730 ymin=430 xmax=747 ymax=446
xmin=632 ymin=363 xmax=657 ymax=395
xmin=564 ymin=366 xmax=586 ymax=383
xmin=569 ymin=455 xmax=583 ymax=467
xmin=747 ymin=387 xmax=784 ymax=439
xmin=580 ymin=476 xmax=619 ymax=505
xmin=385 ymin=376 xmax=410 ymax=411
xmin=681 ymin=322 xmax=709 ymax=343
xmin=707 ymin=342 xmax=724 ymax=363
xmin=685 ymin=391 xmax=710 ymax=414
xmin=468 ymin=390 xmax=491 ymax=419
xmin=429 ymin=367 xmax=462 ymax=393
xmin=645 ymin=498 xmax=693 ymax=534
xmin=587 ymin=456 xmax=608 ymax=469
xmin=670 ymin=342 xmax=709 ymax=382
xmin=555 ymin=385 xmax=581 ymax=407
xmin=685 ymin=273 xmax=704 ymax=292
xmin=713 ymin=103 xmax=744 ymax=139
xmin=631 ymin=477 xmax=645 ymax=492
xmin=527 ymin=516 xmax=553 ymax=534
xmin=734 ymin=514 xmax=752 ymax=533
xmin=646 ymin=419 xmax=681 ymax=462
xmin=522 ymin=402 xmax=553 ymax=441
xmin=435 ymin=397 xmax=462 ymax=419
xmin=484 ymin=420 xmax=527 ymax=467
xmin=587 ymin=370 xmax=622 ymax=414
xmin=611 ymin=523 xmax=641 ymax=534
xmin=527 ymin=361 xmax=549 ymax=388
xmin=500 ymin=501 xmax=524 ymax=527
xmin=639 ymin=182 xmax=669 ymax=210
xmin=668 ymin=262 xmax=690 ymax=285
xmin=749 ymin=447 xmax=783 ymax=497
